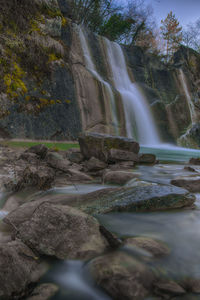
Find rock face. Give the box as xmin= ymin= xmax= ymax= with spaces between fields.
xmin=65 ymin=184 xmax=195 ymax=214
xmin=4 ymin=202 xmax=108 ymax=260
xmin=79 ymin=132 xmax=140 ymax=161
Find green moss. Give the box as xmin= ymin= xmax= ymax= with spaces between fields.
xmin=4 ymin=62 xmax=27 ymax=99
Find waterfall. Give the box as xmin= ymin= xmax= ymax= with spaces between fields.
xmin=179 ymin=69 xmax=196 ymax=124
xmin=104 ymin=38 xmax=160 ymax=145
xmin=79 ymin=28 xmax=119 ymax=135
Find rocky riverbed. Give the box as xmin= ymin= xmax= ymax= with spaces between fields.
xmin=0 ymin=133 xmax=200 ymax=299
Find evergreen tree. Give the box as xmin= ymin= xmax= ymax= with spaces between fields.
xmin=160 ymin=11 xmax=182 ymax=61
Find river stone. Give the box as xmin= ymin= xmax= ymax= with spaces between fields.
xmin=189 ymin=158 xmax=200 ymax=165
xmin=84 ymin=157 xmax=107 ymax=171
xmin=0 ymin=240 xmax=42 ymax=298
xmin=139 ymin=153 xmax=156 ymax=164
xmin=79 ymin=132 xmax=140 ymax=161
xmin=154 ymin=280 xmax=186 ymax=297
xmin=108 ymin=148 xmax=139 ymax=162
xmin=103 ymin=171 xmax=138 ymax=185
xmin=26 ymin=283 xmax=59 ymax=300
xmin=125 ymin=237 xmax=170 ymax=258
xmin=5 ymin=202 xmax=107 ymax=260
xmin=171 ymin=177 xmax=200 ymax=192
xmin=90 ymin=251 xmax=154 ymax=300
xmin=74 ymin=185 xmax=195 ymax=214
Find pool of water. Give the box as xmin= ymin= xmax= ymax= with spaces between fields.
xmin=140 ymin=144 xmax=200 ymax=162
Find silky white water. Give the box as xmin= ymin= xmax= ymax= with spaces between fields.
xmin=179 ymin=69 xmax=196 ymax=124
xmin=105 ymin=38 xmax=160 ymax=145
xmin=79 ymin=28 xmax=119 ymax=135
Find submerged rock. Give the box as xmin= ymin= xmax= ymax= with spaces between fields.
xmin=125 ymin=237 xmax=170 ymax=258
xmin=90 ymin=251 xmax=154 ymax=300
xmin=79 ymin=132 xmax=140 ymax=162
xmin=5 ymin=202 xmax=108 ymax=260
xmin=74 ymin=185 xmax=195 ymax=214
xmin=153 ymin=280 xmax=186 ymax=297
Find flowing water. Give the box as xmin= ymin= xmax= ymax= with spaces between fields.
xmin=104 ymin=38 xmax=160 ymax=145
xmin=79 ymin=28 xmax=119 ymax=135
xmin=179 ymin=69 xmax=196 ymax=124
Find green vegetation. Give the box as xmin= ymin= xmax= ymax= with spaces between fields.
xmin=2 ymin=140 xmax=79 ymax=151
xmin=0 ymin=0 xmax=68 ymax=113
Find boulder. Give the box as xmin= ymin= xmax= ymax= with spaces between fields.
xmin=26 ymin=283 xmax=59 ymax=300
xmin=79 ymin=132 xmax=139 ymax=162
xmin=5 ymin=202 xmax=108 ymax=260
xmin=103 ymin=171 xmax=138 ymax=185
xmin=90 ymin=251 xmax=154 ymax=300
xmin=171 ymin=177 xmax=200 ymax=192
xmin=108 ymin=148 xmax=139 ymax=162
xmin=26 ymin=144 xmax=48 ymax=159
xmin=0 ymin=240 xmax=43 ymax=298
xmin=46 ymin=152 xmax=71 ymax=172
xmin=84 ymin=157 xmax=107 ymax=171
xmin=67 ymin=168 xmax=93 ymax=182
xmin=6 ymin=165 xmax=55 ymax=191
xmin=67 ymin=151 xmax=84 ymax=164
xmin=138 ymin=153 xmax=156 ymax=164
xmin=125 ymin=237 xmax=170 ymax=258
xmin=184 ymin=166 xmax=197 ymax=172
xmin=74 ymin=185 xmax=195 ymax=214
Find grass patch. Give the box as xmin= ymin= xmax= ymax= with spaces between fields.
xmin=2 ymin=140 xmax=79 ymax=151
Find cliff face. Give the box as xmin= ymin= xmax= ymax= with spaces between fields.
xmin=0 ymin=0 xmax=200 ymax=147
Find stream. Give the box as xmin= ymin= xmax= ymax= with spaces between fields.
xmin=1 ymin=145 xmax=200 ymax=299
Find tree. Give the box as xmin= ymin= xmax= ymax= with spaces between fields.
xmin=183 ymin=18 xmax=200 ymax=52
xmin=160 ymin=11 xmax=182 ymax=61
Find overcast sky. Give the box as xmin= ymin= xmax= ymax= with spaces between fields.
xmin=146 ymin=0 xmax=200 ymax=28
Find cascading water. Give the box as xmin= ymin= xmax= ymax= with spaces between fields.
xmin=79 ymin=28 xmax=119 ymax=135
xmin=104 ymin=38 xmax=161 ymax=145
xmin=179 ymin=69 xmax=196 ymax=124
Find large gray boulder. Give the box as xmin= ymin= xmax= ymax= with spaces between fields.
xmin=0 ymin=240 xmax=44 ymax=299
xmin=71 ymin=185 xmax=195 ymax=214
xmin=4 ymin=202 xmax=108 ymax=260
xmin=79 ymin=132 xmax=140 ymax=162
